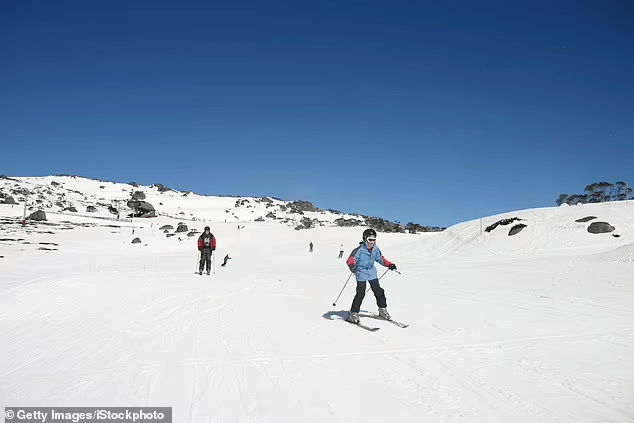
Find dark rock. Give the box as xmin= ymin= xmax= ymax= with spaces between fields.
xmin=131 ymin=191 xmax=146 ymax=201
xmin=64 ymin=207 xmax=78 ymax=213
xmin=108 ymin=206 xmax=118 ymax=215
xmin=294 ymin=216 xmax=317 ymax=230
xmin=365 ymin=217 xmax=405 ymax=234
xmin=153 ymin=184 xmax=172 ymax=193
xmin=86 ymin=206 xmax=97 ymax=213
xmin=27 ymin=210 xmax=47 ymax=221
xmin=288 ymin=200 xmax=317 ymax=213
xmin=255 ymin=216 xmax=265 ymax=222
xmin=485 ymin=217 xmax=524 ymax=233
xmin=508 ymin=224 xmax=527 ymax=236
xmin=2 ymin=196 xmax=17 ymax=205
xmin=51 ymin=181 xmax=60 ymax=187
xmin=575 ymin=216 xmax=597 ymax=223
xmin=159 ymin=225 xmax=174 ymax=231
xmin=127 ymin=199 xmax=155 ymax=217
xmin=175 ymin=223 xmax=188 ymax=233
xmin=131 ymin=237 xmax=142 ymax=244
xmin=266 ymin=212 xmax=276 ymax=219
xmin=587 ymin=222 xmax=615 ymax=234
xmin=334 ymin=218 xmax=364 ymax=227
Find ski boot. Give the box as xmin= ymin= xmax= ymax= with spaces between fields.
xmin=347 ymin=312 xmax=360 ymax=324
xmin=378 ymin=307 xmax=391 ymax=320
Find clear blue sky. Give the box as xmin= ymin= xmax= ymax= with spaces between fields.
xmin=1 ymin=0 xmax=632 ymax=228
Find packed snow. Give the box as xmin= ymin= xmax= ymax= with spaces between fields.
xmin=1 ymin=176 xmax=633 ymax=422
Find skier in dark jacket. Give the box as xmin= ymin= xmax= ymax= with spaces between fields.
xmin=345 ymin=228 xmax=397 ymax=323
xmin=197 ymin=226 xmax=216 ymax=274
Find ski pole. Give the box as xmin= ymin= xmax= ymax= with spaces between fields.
xmin=365 ymin=268 xmax=392 ymax=294
xmin=332 ymin=273 xmax=354 ymax=306
xmin=212 ymin=250 xmax=216 ymax=274
xmin=194 ymin=250 xmax=202 ymax=274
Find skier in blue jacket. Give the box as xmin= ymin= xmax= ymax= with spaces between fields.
xmin=345 ymin=228 xmax=397 ymax=323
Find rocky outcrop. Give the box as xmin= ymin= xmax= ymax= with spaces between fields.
xmin=587 ymin=222 xmax=615 ymax=234
xmin=294 ymin=216 xmax=319 ymax=230
xmin=2 ymin=195 xmax=17 ymax=205
xmin=334 ymin=218 xmax=364 ymax=227
xmin=131 ymin=191 xmax=146 ymax=201
xmin=27 ymin=210 xmax=47 ymax=221
xmin=485 ymin=217 xmax=524 ymax=233
xmin=508 ymin=224 xmax=527 ymax=236
xmin=365 ymin=217 xmax=405 ymax=234
xmin=175 ymin=223 xmax=188 ymax=233
xmin=288 ymin=201 xmax=317 ymax=214
xmin=127 ymin=198 xmax=155 ymax=217
xmin=576 ymin=216 xmax=597 ymax=223
xmin=153 ymin=184 xmax=172 ymax=193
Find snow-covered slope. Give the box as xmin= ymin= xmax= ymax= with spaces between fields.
xmin=0 ymin=175 xmax=359 ymax=228
xmin=1 ymin=177 xmax=633 ymax=423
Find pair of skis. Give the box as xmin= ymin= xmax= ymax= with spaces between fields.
xmin=345 ymin=313 xmax=408 ymax=331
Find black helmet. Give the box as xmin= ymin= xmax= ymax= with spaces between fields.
xmin=204 ymin=226 xmax=210 ymax=231
xmin=362 ymin=228 xmax=377 ymax=241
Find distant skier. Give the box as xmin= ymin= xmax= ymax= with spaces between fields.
xmin=345 ymin=229 xmax=397 ymax=323
xmin=221 ymin=253 xmax=231 ymax=267
xmin=309 ymin=242 xmax=313 ymax=253
xmin=197 ymin=226 xmax=216 ymax=275
xmin=338 ymin=243 xmax=344 ymax=259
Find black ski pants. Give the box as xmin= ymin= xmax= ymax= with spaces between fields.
xmin=199 ymin=248 xmax=212 ymax=272
xmin=350 ymin=279 xmax=386 ymax=313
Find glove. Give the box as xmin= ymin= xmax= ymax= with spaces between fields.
xmin=389 ymin=263 xmax=397 ymax=271
xmin=350 ymin=265 xmax=357 ymax=274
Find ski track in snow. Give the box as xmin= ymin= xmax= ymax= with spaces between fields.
xmin=1 ymin=177 xmax=634 ymax=422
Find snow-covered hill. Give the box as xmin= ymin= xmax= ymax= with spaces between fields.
xmin=1 ymin=176 xmax=633 ymax=422
xmin=0 ymin=175 xmax=441 ymax=233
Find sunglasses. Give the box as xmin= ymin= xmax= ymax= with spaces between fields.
xmin=367 ymin=238 xmax=376 ymax=242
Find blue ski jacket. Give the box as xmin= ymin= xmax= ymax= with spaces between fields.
xmin=346 ymin=241 xmax=393 ymax=281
